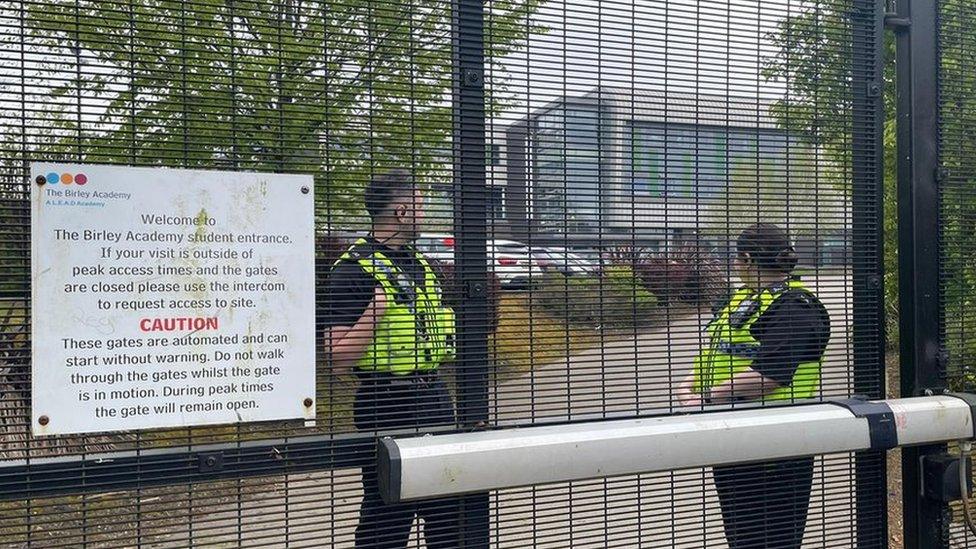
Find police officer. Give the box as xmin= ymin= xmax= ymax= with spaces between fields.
xmin=324 ymin=169 xmax=459 ymax=549
xmin=677 ymin=223 xmax=831 ymax=549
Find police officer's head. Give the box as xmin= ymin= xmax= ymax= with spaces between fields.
xmin=734 ymin=223 xmax=798 ymax=287
xmin=365 ymin=169 xmax=424 ymax=243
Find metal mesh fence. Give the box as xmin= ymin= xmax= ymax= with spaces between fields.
xmin=481 ymin=0 xmax=884 ymax=547
xmin=0 ymin=0 xmax=884 ymax=547
xmin=941 ymin=0 xmax=976 ymax=545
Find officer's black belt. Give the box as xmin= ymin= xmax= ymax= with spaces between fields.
xmin=715 ymin=341 xmax=761 ymax=359
xmin=830 ymin=397 xmax=898 ymax=450
xmin=355 ymin=370 xmax=440 ymax=385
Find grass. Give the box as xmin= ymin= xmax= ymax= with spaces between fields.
xmin=488 ymin=293 xmax=684 ymax=381
xmin=490 ymin=293 xmax=608 ymax=381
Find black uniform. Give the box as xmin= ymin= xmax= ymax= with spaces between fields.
xmin=325 ymin=238 xmax=459 ymax=549
xmin=710 ymin=287 xmax=831 ymax=549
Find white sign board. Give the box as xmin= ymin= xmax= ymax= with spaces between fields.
xmin=31 ymin=164 xmax=315 ymax=435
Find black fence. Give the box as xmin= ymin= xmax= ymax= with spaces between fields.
xmin=940 ymin=0 xmax=976 ymax=545
xmin=0 ymin=0 xmax=909 ymax=547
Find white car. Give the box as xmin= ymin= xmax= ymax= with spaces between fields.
xmin=490 ymin=240 xmax=546 ymax=289
xmin=413 ymin=233 xmax=456 ymax=265
xmin=414 ymin=235 xmax=545 ymax=289
xmin=532 ymin=248 xmax=598 ymax=276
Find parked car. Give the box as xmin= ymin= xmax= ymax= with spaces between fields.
xmin=538 ymin=247 xmax=601 ymax=274
xmin=531 ymin=248 xmax=593 ymax=276
xmin=415 ymin=235 xmax=544 ymax=289
xmin=490 ymin=239 xmax=545 ymax=290
xmin=414 ymin=233 xmax=456 ymax=265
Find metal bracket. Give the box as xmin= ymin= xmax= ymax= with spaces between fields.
xmin=466 ymin=280 xmax=487 ymax=298
xmin=198 ymin=451 xmax=224 ymax=473
xmin=884 ymin=14 xmax=911 ymax=31
xmin=866 ymin=81 xmax=882 ymax=98
xmin=831 ymin=396 xmax=898 ymax=450
xmin=462 ymin=68 xmax=483 ymax=88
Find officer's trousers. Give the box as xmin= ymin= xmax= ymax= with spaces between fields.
xmin=712 ymin=456 xmax=815 ymax=549
xmin=353 ymin=372 xmax=461 ymax=549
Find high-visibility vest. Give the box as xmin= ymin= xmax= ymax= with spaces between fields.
xmin=692 ymin=280 xmax=822 ymax=402
xmin=335 ymin=238 xmax=456 ymax=375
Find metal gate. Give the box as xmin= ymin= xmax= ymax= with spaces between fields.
xmin=935 ymin=0 xmax=976 ymax=545
xmin=0 ymin=0 xmax=887 ymax=547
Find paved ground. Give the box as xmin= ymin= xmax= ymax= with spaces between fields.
xmin=486 ymin=272 xmax=861 ymax=548
xmin=133 ymin=273 xmax=873 ymax=547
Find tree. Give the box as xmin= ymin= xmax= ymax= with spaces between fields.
xmin=7 ymin=0 xmax=542 ymax=223
xmin=708 ymin=144 xmax=846 ymax=240
xmin=938 ymin=0 xmax=976 ymax=377
xmin=763 ymin=0 xmax=976 ymax=382
xmin=761 ymin=4 xmax=900 ymax=344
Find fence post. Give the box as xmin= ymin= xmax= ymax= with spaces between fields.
xmin=452 ymin=0 xmax=491 ymax=542
xmin=895 ymin=0 xmax=948 ymax=546
xmin=852 ymin=0 xmax=888 ymax=545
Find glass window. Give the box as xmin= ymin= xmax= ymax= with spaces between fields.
xmin=664 ymin=128 xmax=695 ymax=198
xmin=627 ymin=123 xmax=791 ymax=202
xmin=698 ymin=131 xmax=729 ymax=200
xmin=488 ymin=187 xmax=505 ymax=220
xmin=488 ymin=143 xmax=501 ymax=166
xmin=531 ymin=105 xmax=600 ymax=228
xmin=632 ymin=125 xmax=665 ymax=196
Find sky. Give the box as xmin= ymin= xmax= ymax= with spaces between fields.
xmin=489 ymin=0 xmax=796 ymax=126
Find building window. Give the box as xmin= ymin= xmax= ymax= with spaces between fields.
xmin=488 ymin=143 xmax=501 ymax=166
xmin=488 ymin=186 xmax=505 ymax=220
xmin=530 ymin=104 xmax=600 ymax=230
xmin=630 ymin=123 xmax=789 ymax=201
xmin=634 ymin=129 xmax=664 ymax=196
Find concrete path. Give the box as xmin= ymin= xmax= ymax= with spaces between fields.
xmin=486 ymin=273 xmax=861 ymax=548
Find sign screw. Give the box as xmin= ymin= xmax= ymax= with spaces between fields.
xmin=303 ymin=397 xmax=313 ymax=408
xmin=38 ymin=415 xmax=49 ymax=426
xmin=300 ymin=186 xmax=309 ymax=195
xmin=35 ymin=175 xmax=46 ymax=185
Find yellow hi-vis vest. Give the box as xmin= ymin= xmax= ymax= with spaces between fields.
xmin=336 ymin=238 xmax=456 ymax=375
xmin=692 ymin=280 xmax=822 ymax=402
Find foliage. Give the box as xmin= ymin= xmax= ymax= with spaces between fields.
xmin=632 ymin=244 xmax=725 ymax=306
xmin=603 ymin=264 xmax=659 ymax=313
xmin=939 ymin=0 xmax=976 ymax=385
xmin=11 ymin=0 xmax=544 ymax=222
xmin=315 ymin=233 xmax=347 ymax=266
xmin=489 ymin=294 xmax=607 ymax=379
xmin=762 ymin=3 xmax=899 ymax=347
xmin=711 ymin=150 xmax=846 ymax=238
xmin=761 ymin=7 xmax=896 ymax=157
xmin=533 ymin=266 xmax=658 ymax=329
xmin=882 ymin=119 xmax=898 ymax=348
xmin=602 ymin=245 xmax=652 ymax=265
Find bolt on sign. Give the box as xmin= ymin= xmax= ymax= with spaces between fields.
xmin=30 ymin=164 xmax=315 ymax=435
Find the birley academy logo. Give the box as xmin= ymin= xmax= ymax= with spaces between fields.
xmin=35 ymin=171 xmax=88 ymax=186
xmin=37 ymin=168 xmax=130 ymax=207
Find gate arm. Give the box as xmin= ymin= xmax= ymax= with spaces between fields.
xmin=378 ymin=395 xmax=976 ymax=503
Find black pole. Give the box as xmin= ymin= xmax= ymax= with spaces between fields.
xmin=852 ymin=0 xmax=888 ymax=545
xmin=895 ymin=0 xmax=947 ymax=546
xmin=452 ymin=0 xmax=490 ymax=542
